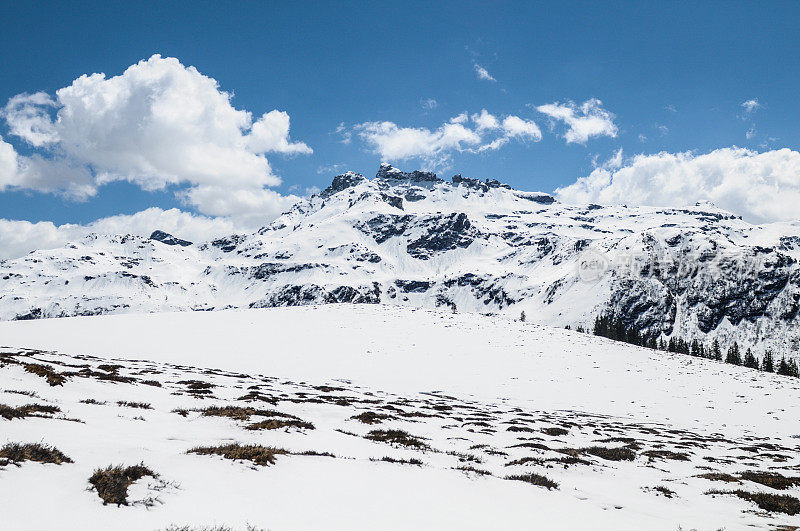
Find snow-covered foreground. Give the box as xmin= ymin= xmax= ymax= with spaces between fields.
xmin=1 ymin=305 xmax=799 ymax=530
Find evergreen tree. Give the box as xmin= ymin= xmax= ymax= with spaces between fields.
xmin=725 ymin=342 xmax=742 ymax=365
xmin=690 ymin=339 xmax=700 ymax=357
xmin=743 ymin=348 xmax=758 ymax=369
xmin=520 ymin=311 xmax=526 ymax=322
xmin=788 ymin=359 xmax=800 ymax=378
xmin=777 ymin=356 xmax=791 ymax=376
xmin=658 ymin=338 xmax=666 ymax=351
xmin=761 ymin=350 xmax=775 ymax=372
xmin=711 ymin=340 xmax=722 ymax=361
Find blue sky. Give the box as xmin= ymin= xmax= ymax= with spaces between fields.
xmin=1 ymin=0 xmax=799 ymax=252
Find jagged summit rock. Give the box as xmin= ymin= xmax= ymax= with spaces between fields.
xmin=149 ymin=230 xmax=192 ymax=247
xmin=375 ymin=163 xmax=440 ymax=183
xmin=319 ymin=171 xmax=366 ymax=198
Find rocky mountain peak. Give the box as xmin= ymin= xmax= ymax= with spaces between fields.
xmin=149 ymin=230 xmax=193 ymax=247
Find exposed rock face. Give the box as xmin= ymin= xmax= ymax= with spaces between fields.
xmin=150 ymin=230 xmax=192 ymax=247
xmin=320 ymin=171 xmax=366 ymax=198
xmin=3 ymin=164 xmax=800 ymax=359
xmin=375 ymin=163 xmax=440 ymax=184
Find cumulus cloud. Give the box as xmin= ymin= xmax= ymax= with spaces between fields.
xmin=353 ymin=110 xmax=541 ymax=166
xmin=474 ymin=63 xmax=496 ymax=82
xmin=0 ymin=207 xmax=251 ymax=260
xmin=246 ymin=110 xmax=312 ymax=155
xmin=355 ymin=120 xmax=481 ymax=164
xmin=536 ymin=98 xmax=618 ymax=144
xmin=471 ymin=109 xmax=500 ymax=130
xmin=555 ymin=147 xmax=800 ymax=224
xmin=0 ymin=136 xmax=20 ymax=186
xmin=0 ymin=55 xmax=311 ymax=216
xmin=0 ymin=136 xmax=96 ymax=199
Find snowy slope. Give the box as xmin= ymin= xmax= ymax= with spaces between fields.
xmin=3 ymin=163 xmax=800 ymax=358
xmin=1 ymin=305 xmax=800 ymax=530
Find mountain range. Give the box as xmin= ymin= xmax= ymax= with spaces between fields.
xmin=3 ymin=163 xmax=800 ymax=360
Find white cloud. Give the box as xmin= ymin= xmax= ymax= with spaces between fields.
xmin=0 ymin=136 xmax=96 ymax=199
xmin=420 ymin=98 xmax=438 ymax=110
xmin=474 ymin=63 xmax=496 ymax=82
xmin=536 ymin=98 xmax=618 ymax=144
xmin=0 ymin=207 xmax=249 ymax=260
xmin=746 ymin=125 xmax=756 ymax=140
xmin=555 ymin=147 xmax=800 ymax=224
xmin=2 ymin=92 xmax=59 ymax=147
xmin=335 ymin=122 xmax=352 ymax=144
xmin=355 ymin=120 xmax=481 ymax=163
xmin=501 ymin=115 xmax=542 ymax=140
xmin=741 ymin=99 xmax=761 ymax=114
xmin=353 ymin=110 xmax=541 ymax=165
xmin=0 ymin=136 xmax=20 ymax=187
xmin=655 ymin=123 xmax=669 ymax=136
xmin=638 ymin=134 xmax=647 ymax=143
xmin=471 ymin=109 xmax=500 ymax=130
xmin=246 ymin=110 xmax=312 ymax=155
xmin=1 ymin=55 xmax=311 ymax=216
xmin=450 ymin=112 xmax=469 ymax=124
xmin=178 ymin=185 xmax=300 ymax=224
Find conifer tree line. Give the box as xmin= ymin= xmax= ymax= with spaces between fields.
xmin=591 ymin=314 xmax=800 ymax=377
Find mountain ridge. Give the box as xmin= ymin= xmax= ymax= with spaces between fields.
xmin=2 ymin=164 xmax=800 ymax=360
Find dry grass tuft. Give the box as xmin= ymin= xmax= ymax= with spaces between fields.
xmin=697 ymin=472 xmax=740 ymax=483
xmin=642 ymin=449 xmax=691 ymax=462
xmin=294 ymin=450 xmax=336 ymax=458
xmin=0 ymin=442 xmax=73 ymax=465
xmin=739 ymin=470 xmax=800 ymax=490
xmin=350 ymin=411 xmax=394 ymax=424
xmin=24 ymin=363 xmax=67 ymax=386
xmin=506 ymin=472 xmax=559 ymax=490
xmin=541 ymin=427 xmax=569 ymax=436
xmin=647 ymin=485 xmax=677 ymax=498
xmin=582 ymin=446 xmax=636 ymax=461
xmin=245 ymin=418 xmax=314 ymax=431
xmin=117 ymin=401 xmax=152 ymax=410
xmin=707 ymin=489 xmax=800 ymax=515
xmin=188 ymin=443 xmax=288 ymax=466
xmin=456 ymin=465 xmax=492 ymax=475
xmin=373 ymin=456 xmax=424 ymax=465
xmin=364 ymin=429 xmax=430 ymax=449
xmin=88 ymin=464 xmax=157 ymax=506
xmin=80 ymin=398 xmax=107 ymax=405
xmin=199 ymin=405 xmax=293 ymax=421
xmin=0 ymin=402 xmax=60 ymax=420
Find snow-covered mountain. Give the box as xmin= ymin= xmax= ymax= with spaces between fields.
xmin=3 ymin=163 xmax=800 ymax=358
